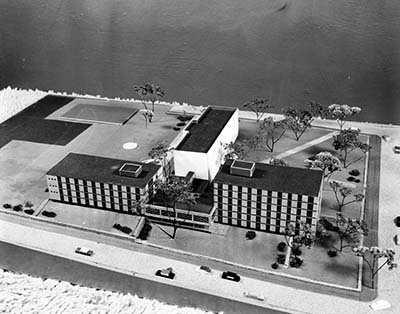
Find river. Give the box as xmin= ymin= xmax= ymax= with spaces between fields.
xmin=0 ymin=0 xmax=399 ymax=124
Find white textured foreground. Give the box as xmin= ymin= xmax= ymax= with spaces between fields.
xmin=0 ymin=87 xmax=214 ymax=314
xmin=0 ymin=270 xmax=211 ymax=314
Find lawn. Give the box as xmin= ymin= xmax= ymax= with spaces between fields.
xmin=237 ymin=120 xmax=332 ymax=162
xmin=0 ymin=97 xmax=183 ymax=210
xmin=40 ymin=200 xmax=144 ymax=237
xmin=144 ymin=222 xmax=360 ymax=288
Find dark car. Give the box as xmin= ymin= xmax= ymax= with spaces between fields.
xmin=221 ymin=271 xmax=240 ymax=282
xmin=197 ymin=265 xmax=212 ymax=274
xmin=155 ymin=267 xmax=175 ymax=280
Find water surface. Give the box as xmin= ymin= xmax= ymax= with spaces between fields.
xmin=0 ymin=0 xmax=399 ymax=123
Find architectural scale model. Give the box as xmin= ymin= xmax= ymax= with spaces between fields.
xmin=45 ymin=103 xmax=323 ymax=236
xmin=0 ymin=92 xmax=396 ymax=314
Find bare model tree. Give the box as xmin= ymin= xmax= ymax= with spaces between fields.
xmin=258 ymin=117 xmax=288 ymax=152
xmin=319 ymin=213 xmax=368 ymax=253
xmin=329 ymin=180 xmax=364 ymax=212
xmin=242 ymin=98 xmax=272 ymax=122
xmin=327 ymin=104 xmax=361 ymax=131
xmin=149 ymin=142 xmax=173 ymax=178
xmin=353 ymin=246 xmax=397 ymax=289
xmin=134 ymin=83 xmax=165 ymax=112
xmin=155 ymin=177 xmax=196 ymax=239
xmin=332 ymin=128 xmax=371 ymax=168
xmin=304 ymin=152 xmax=341 ymax=179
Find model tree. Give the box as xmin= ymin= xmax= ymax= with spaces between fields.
xmin=222 ymin=140 xmax=250 ymax=161
xmin=282 ymin=101 xmax=327 ymax=141
xmin=319 ymin=213 xmax=368 ymax=253
xmin=149 ymin=142 xmax=173 ymax=178
xmin=284 ymin=222 xmax=314 ymax=268
xmin=353 ymin=246 xmax=397 ymax=289
xmin=269 ymin=157 xmax=288 ymax=167
xmin=242 ymin=98 xmax=272 ymax=122
xmin=257 ymin=117 xmax=288 ymax=152
xmin=332 ymin=128 xmax=371 ymax=168
xmin=327 ymin=104 xmax=361 ymax=131
xmin=304 ymin=152 xmax=341 ymax=179
xmin=329 ymin=180 xmax=364 ymax=212
xmin=140 ymin=109 xmax=154 ymax=128
xmin=155 ymin=177 xmax=196 ymax=239
xmin=134 ymin=83 xmax=165 ymax=112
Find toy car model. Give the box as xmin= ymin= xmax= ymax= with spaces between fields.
xmin=243 ymin=291 xmax=265 ymax=301
xmin=75 ymin=247 xmax=94 ymax=256
xmin=155 ymin=267 xmax=175 ymax=279
xmin=393 ymin=146 xmax=400 ymax=154
xmin=221 ymin=271 xmax=240 ymax=282
xmin=196 ymin=265 xmax=212 ymax=274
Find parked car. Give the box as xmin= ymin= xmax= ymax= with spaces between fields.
xmin=221 ymin=271 xmax=240 ymax=282
xmin=393 ymin=146 xmax=400 ymax=154
xmin=243 ymin=291 xmax=265 ymax=301
xmin=75 ymin=247 xmax=94 ymax=256
xmin=155 ymin=267 xmax=175 ymax=279
xmin=196 ymin=265 xmax=212 ymax=274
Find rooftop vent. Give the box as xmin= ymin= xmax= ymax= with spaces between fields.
xmin=118 ymin=163 xmax=142 ymax=178
xmin=230 ymin=160 xmax=256 ymax=178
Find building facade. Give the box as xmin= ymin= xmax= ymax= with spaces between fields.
xmin=46 ymin=153 xmax=161 ymax=214
xmin=173 ymin=106 xmax=239 ymax=181
xmin=213 ymin=160 xmax=324 ymax=235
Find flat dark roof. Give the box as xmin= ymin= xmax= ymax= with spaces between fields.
xmin=176 ymin=107 xmax=236 ymax=153
xmin=215 ymin=159 xmax=324 ymax=197
xmin=47 ymin=153 xmax=160 ymax=188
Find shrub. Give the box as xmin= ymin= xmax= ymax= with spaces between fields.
xmin=3 ymin=203 xmax=12 ymax=209
xmin=113 ymin=223 xmax=122 ymax=230
xmin=328 ymin=250 xmax=338 ymax=257
xmin=292 ymin=247 xmax=302 ymax=256
xmin=24 ymin=209 xmax=34 ymax=215
xmin=13 ymin=204 xmax=23 ymax=212
xmin=24 ymin=201 xmax=34 ymax=208
xmin=354 ymin=179 xmax=361 ymax=183
xmin=45 ymin=188 xmax=49 ymax=192
xmin=177 ymin=122 xmax=186 ymax=127
xmin=138 ymin=221 xmax=152 ymax=240
xmin=271 ymin=263 xmax=279 ymax=270
xmin=276 ymin=253 xmax=286 ymax=264
xmin=120 ymin=226 xmax=132 ymax=234
xmin=42 ymin=211 xmax=56 ymax=218
xmin=245 ymin=231 xmax=256 ymax=240
xmin=173 ymin=127 xmax=181 ymax=131
xmin=177 ymin=116 xmax=186 ymax=122
xmin=289 ymin=256 xmax=303 ymax=268
xmin=395 ymin=216 xmax=400 ymax=227
xmin=347 ymin=176 xmax=355 ymax=182
xmin=277 ymin=242 xmax=286 ymax=252
xmin=349 ymin=169 xmax=360 ymax=176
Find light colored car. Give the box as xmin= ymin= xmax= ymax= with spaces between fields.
xmin=155 ymin=267 xmax=175 ymax=279
xmin=243 ymin=291 xmax=265 ymax=301
xmin=75 ymin=247 xmax=94 ymax=256
xmin=393 ymin=146 xmax=400 ymax=154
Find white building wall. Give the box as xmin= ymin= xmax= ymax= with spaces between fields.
xmin=46 ymin=175 xmax=61 ymax=201
xmin=173 ymin=150 xmax=209 ymax=179
xmin=207 ymin=109 xmax=239 ymax=181
xmin=173 ymin=108 xmax=239 ymax=181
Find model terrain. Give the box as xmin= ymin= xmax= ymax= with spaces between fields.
xmin=0 ymin=87 xmax=399 ymax=314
